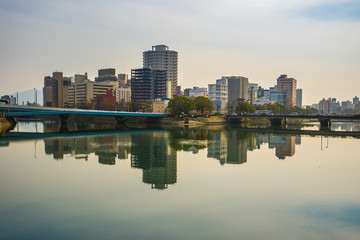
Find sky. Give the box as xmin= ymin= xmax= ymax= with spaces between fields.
xmin=0 ymin=0 xmax=359 ymax=105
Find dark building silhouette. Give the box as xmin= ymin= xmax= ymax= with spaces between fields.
xmin=131 ymin=68 xmax=167 ymax=104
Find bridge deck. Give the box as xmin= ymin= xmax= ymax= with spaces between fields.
xmin=228 ymin=113 xmax=360 ymax=120
xmin=0 ymin=105 xmax=166 ymax=118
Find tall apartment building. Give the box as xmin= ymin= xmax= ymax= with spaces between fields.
xmin=296 ymin=89 xmax=303 ymax=108
xmin=226 ymin=76 xmax=248 ymax=112
xmin=208 ymin=77 xmax=228 ymax=111
xmin=43 ymin=72 xmax=71 ymax=107
xmin=143 ymin=45 xmax=178 ymax=98
xmin=276 ymin=74 xmax=297 ymax=107
xmin=131 ymin=68 xmax=167 ymax=104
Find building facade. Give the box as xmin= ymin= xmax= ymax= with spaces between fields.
xmin=95 ymin=68 xmax=117 ymax=82
xmin=43 ymin=72 xmax=71 ymax=108
xmin=296 ymin=89 xmax=303 ymax=108
xmin=276 ymin=74 xmax=297 ymax=107
xmin=69 ymin=77 xmax=116 ymax=108
xmin=115 ymin=86 xmax=131 ymax=103
xmin=248 ymin=83 xmax=259 ymax=103
xmin=143 ymin=45 xmax=178 ymax=98
xmin=270 ymin=91 xmax=287 ymax=106
xmin=208 ymin=77 xmax=228 ymax=111
xmin=131 ymin=68 xmax=167 ymax=104
xmin=226 ymin=76 xmax=249 ymax=112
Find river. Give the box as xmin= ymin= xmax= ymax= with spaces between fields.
xmin=0 ymin=121 xmax=359 ymax=239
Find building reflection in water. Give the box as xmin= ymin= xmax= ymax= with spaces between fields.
xmin=43 ymin=131 xmax=177 ymax=190
xmin=131 ymin=132 xmax=177 ymax=190
xmin=44 ymin=134 xmax=132 ymax=163
xmin=207 ymin=129 xmax=302 ymax=163
xmin=29 ymin=125 xmax=306 ymax=189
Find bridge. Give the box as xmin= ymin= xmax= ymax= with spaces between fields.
xmin=0 ymin=105 xmax=166 ymax=128
xmin=227 ymin=113 xmax=360 ymax=128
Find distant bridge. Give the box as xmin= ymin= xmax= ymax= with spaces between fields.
xmin=0 ymin=105 xmax=166 ymax=127
xmin=227 ymin=113 xmax=360 ymax=128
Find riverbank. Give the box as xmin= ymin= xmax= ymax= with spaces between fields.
xmin=160 ymin=116 xmax=227 ymax=125
xmin=0 ymin=118 xmax=11 ymax=133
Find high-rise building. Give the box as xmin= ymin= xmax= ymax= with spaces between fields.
xmin=296 ymin=89 xmax=303 ymax=108
xmin=131 ymin=68 xmax=167 ymax=104
xmin=276 ymin=74 xmax=297 ymax=107
xmin=143 ymin=45 xmax=178 ymax=98
xmin=226 ymin=76 xmax=248 ymax=112
xmin=43 ymin=72 xmax=71 ymax=107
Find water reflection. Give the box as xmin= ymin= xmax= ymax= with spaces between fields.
xmin=0 ymin=123 xmax=314 ymax=191
xmin=131 ymin=132 xmax=177 ymax=190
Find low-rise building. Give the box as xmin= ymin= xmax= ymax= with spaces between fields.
xmin=116 ymin=86 xmax=131 ymax=103
xmin=208 ymin=77 xmax=228 ymax=111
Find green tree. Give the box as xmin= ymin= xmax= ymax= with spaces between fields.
xmin=236 ymin=102 xmax=256 ymax=114
xmin=194 ymin=96 xmax=214 ymax=116
xmin=269 ymin=103 xmax=286 ymax=114
xmin=167 ymin=96 xmax=194 ymax=116
xmin=305 ymin=106 xmax=318 ymax=114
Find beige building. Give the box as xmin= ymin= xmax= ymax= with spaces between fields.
xmin=43 ymin=72 xmax=71 ymax=107
xmin=69 ymin=76 xmax=116 ymax=108
xmin=116 ymin=86 xmax=131 ymax=103
xmin=276 ymin=74 xmax=297 ymax=107
xmin=152 ymin=101 xmax=166 ymax=113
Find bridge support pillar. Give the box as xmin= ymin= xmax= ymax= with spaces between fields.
xmin=59 ymin=114 xmax=69 ymax=126
xmin=319 ymin=118 xmax=331 ymax=130
xmin=227 ymin=116 xmax=242 ymax=124
xmin=115 ymin=116 xmax=128 ymax=124
xmin=270 ymin=117 xmax=286 ymax=128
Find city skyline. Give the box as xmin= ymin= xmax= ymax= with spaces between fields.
xmin=0 ymin=0 xmax=359 ymax=105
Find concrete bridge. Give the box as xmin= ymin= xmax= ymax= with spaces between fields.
xmin=227 ymin=113 xmax=360 ymax=129
xmin=0 ymin=105 xmax=166 ymax=128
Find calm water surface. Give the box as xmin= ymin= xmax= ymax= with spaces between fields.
xmin=0 ymin=122 xmax=359 ymax=240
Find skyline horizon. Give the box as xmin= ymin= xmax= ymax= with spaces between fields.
xmin=1 ymin=0 xmax=359 ymax=105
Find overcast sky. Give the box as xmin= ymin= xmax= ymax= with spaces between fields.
xmin=0 ymin=0 xmax=359 ymax=105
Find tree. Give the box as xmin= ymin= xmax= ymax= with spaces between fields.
xmin=194 ymin=96 xmax=214 ymax=116
xmin=167 ymin=96 xmax=194 ymax=116
xmin=269 ymin=103 xmax=286 ymax=114
xmin=236 ymin=102 xmax=255 ymax=114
